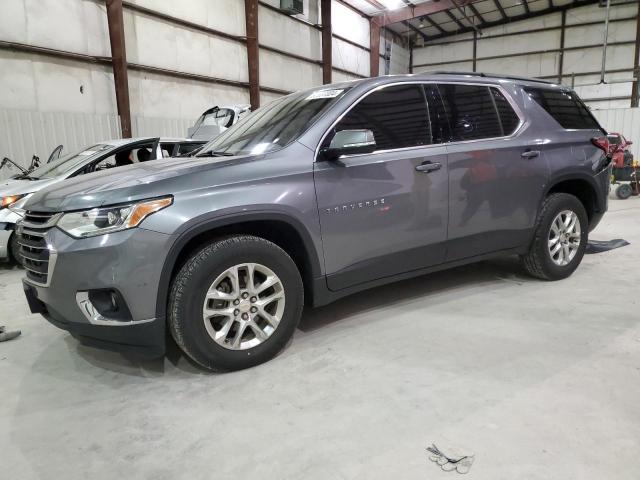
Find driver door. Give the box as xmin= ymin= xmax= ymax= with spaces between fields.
xmin=313 ymin=84 xmax=449 ymax=291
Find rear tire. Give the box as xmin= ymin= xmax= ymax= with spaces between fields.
xmin=522 ymin=193 xmax=588 ymax=281
xmin=168 ymin=235 xmax=303 ymax=371
xmin=9 ymin=232 xmax=24 ymax=267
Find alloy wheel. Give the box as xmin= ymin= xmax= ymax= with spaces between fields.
xmin=548 ymin=210 xmax=581 ymax=267
xmin=202 ymin=263 xmax=285 ymax=350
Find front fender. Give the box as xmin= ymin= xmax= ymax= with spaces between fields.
xmin=152 ymin=209 xmax=323 ymax=322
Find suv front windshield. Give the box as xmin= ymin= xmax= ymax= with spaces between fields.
xmin=29 ymin=144 xmax=111 ymax=179
xmin=198 ymin=87 xmax=350 ymax=157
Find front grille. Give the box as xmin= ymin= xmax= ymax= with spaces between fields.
xmin=18 ymin=211 xmax=61 ymax=286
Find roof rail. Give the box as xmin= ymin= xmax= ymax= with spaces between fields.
xmin=424 ymin=71 xmax=556 ymax=85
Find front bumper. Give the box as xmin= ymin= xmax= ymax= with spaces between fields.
xmin=22 ymin=226 xmax=173 ymax=356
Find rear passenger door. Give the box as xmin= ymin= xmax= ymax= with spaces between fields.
xmin=441 ymin=84 xmax=547 ymax=261
xmin=314 ymin=83 xmax=449 ymax=291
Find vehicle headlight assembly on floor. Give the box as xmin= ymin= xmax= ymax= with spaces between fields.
xmin=57 ymin=196 xmax=172 ymax=238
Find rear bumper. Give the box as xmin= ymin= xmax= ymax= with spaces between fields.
xmin=589 ymin=164 xmax=612 ymax=232
xmin=21 ymin=226 xmax=172 ymax=356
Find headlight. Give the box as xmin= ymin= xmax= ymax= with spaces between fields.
xmin=7 ymin=193 xmax=33 ymax=214
xmin=57 ymin=196 xmax=172 ymax=238
xmin=1 ymin=193 xmax=28 ymax=209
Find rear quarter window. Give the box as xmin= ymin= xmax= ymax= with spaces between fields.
xmin=525 ymin=87 xmax=600 ymax=130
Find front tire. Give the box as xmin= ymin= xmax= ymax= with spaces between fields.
xmin=522 ymin=193 xmax=588 ymax=281
xmin=168 ymin=235 xmax=303 ymax=371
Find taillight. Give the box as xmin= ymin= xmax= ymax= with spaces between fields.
xmin=592 ymin=137 xmax=611 ymax=155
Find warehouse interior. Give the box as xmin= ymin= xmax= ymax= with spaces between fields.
xmin=1 ymin=0 xmax=640 ymax=479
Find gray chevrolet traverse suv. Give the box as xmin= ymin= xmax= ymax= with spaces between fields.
xmin=20 ymin=73 xmax=612 ymax=371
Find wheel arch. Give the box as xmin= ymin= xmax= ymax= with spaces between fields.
xmin=544 ymin=174 xmax=602 ymax=223
xmin=155 ymin=211 xmax=322 ymax=321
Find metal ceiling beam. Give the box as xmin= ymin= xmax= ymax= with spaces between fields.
xmin=467 ymin=3 xmax=487 ymax=26
xmin=404 ymin=20 xmax=430 ymax=42
xmin=373 ymin=0 xmax=473 ymax=25
xmin=421 ymin=0 xmax=601 ymax=42
xmin=493 ymin=0 xmax=508 ymax=20
xmin=396 ymin=0 xmax=431 ymax=42
xmin=445 ymin=10 xmax=466 ymax=31
xmin=424 ymin=15 xmax=447 ymax=35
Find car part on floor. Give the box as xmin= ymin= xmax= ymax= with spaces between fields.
xmin=427 ymin=443 xmax=475 ymax=474
xmin=585 ymin=238 xmax=630 ymax=254
xmin=0 ymin=325 xmax=21 ymax=342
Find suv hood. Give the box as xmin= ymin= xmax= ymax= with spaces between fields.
xmin=25 ymin=155 xmax=253 ymax=212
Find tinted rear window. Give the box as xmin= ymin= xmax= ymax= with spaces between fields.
xmin=491 ymin=87 xmax=520 ymax=135
xmin=437 ymin=84 xmax=503 ymax=141
xmin=525 ymin=87 xmax=600 ymax=130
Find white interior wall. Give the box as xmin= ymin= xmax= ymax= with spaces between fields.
xmin=0 ymin=0 xmax=418 ymax=169
xmin=593 ymin=107 xmax=640 ymax=161
xmin=412 ymin=2 xmax=639 ymax=109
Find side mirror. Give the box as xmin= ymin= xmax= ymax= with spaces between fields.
xmin=320 ymin=129 xmax=376 ymax=161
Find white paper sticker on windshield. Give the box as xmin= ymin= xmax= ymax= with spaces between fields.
xmin=306 ymin=89 xmax=344 ymax=100
xmin=78 ymin=150 xmax=98 ymax=156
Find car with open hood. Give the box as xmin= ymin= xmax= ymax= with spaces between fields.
xmin=0 ymin=137 xmax=204 ymax=264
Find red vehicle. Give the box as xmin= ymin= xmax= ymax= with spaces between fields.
xmin=608 ymin=133 xmax=638 ymax=199
xmin=608 ymin=132 xmax=633 ymax=168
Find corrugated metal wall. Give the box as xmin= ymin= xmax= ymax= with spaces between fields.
xmin=0 ymin=108 xmax=193 ymax=179
xmin=593 ymin=107 xmax=640 ymax=161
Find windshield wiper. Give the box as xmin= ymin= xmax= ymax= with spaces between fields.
xmin=196 ymin=150 xmax=235 ymax=157
xmin=15 ymin=174 xmax=39 ymax=180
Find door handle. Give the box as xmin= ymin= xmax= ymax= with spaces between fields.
xmin=415 ymin=161 xmax=442 ymax=173
xmin=521 ymin=150 xmax=540 ymax=159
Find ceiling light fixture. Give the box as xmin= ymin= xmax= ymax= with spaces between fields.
xmin=378 ymin=0 xmax=404 ymax=10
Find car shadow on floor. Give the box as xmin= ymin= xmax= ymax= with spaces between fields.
xmin=298 ymin=255 xmax=531 ymax=333
xmin=52 ymin=256 xmax=532 ymax=377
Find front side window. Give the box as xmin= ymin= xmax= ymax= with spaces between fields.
xmin=331 ymin=84 xmax=431 ymax=151
xmin=199 ymin=87 xmax=350 ymax=157
xmin=525 ymin=87 xmax=600 ymax=130
xmin=438 ymin=84 xmax=503 ymax=141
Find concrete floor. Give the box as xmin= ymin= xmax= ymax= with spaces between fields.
xmin=1 ymin=198 xmax=639 ymax=480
